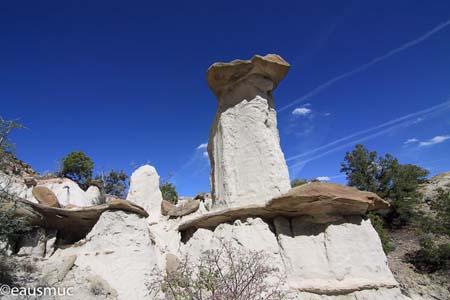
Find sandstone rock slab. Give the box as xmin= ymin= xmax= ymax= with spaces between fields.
xmin=161 ymin=199 xmax=200 ymax=217
xmin=32 ymin=186 xmax=61 ymax=208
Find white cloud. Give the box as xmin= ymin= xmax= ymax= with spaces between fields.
xmin=197 ymin=143 xmax=207 ymax=149
xmin=292 ymin=107 xmax=312 ymax=116
xmin=404 ymin=138 xmax=419 ymax=144
xmin=316 ymin=176 xmax=330 ymax=181
xmin=203 ymin=151 xmax=209 ymax=158
xmin=324 ymin=112 xmax=331 ymax=117
xmin=419 ymin=135 xmax=450 ymax=147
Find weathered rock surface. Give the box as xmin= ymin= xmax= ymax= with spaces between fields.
xmin=179 ymin=182 xmax=389 ymax=232
xmin=72 ymin=211 xmax=160 ymax=299
xmin=32 ymin=186 xmax=61 ymax=207
xmin=16 ymin=227 xmax=47 ymax=257
xmin=35 ymin=177 xmax=96 ymax=207
xmin=180 ymin=216 xmax=407 ymax=299
xmin=419 ymin=171 xmax=450 ymax=202
xmin=127 ymin=165 xmax=163 ymax=222
xmin=161 ymin=199 xmax=200 ymax=217
xmin=5 ymin=197 xmax=148 ymax=242
xmin=85 ymin=185 xmax=103 ymax=205
xmin=207 ymin=54 xmax=291 ymax=209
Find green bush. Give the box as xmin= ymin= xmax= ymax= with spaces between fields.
xmin=368 ymin=212 xmax=391 ymax=254
xmin=61 ymin=151 xmax=94 ymax=190
xmin=160 ymin=182 xmax=178 ymax=204
xmin=0 ymin=117 xmax=29 ymax=254
xmin=408 ymin=237 xmax=450 ymax=273
xmin=341 ymin=144 xmax=428 ymax=227
xmin=291 ymin=178 xmax=307 ymax=187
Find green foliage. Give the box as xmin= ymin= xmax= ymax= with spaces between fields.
xmin=0 ymin=117 xmax=29 ymax=253
xmin=341 ymin=144 xmax=428 ymax=227
xmin=95 ymin=170 xmax=128 ymax=198
xmin=341 ymin=144 xmax=379 ymax=192
xmin=61 ymin=151 xmax=94 ymax=190
xmin=408 ymin=237 xmax=450 ymax=273
xmin=291 ymin=178 xmax=307 ymax=187
xmin=368 ymin=212 xmax=390 ymax=254
xmin=429 ymin=189 xmax=450 ymax=237
xmin=0 ymin=117 xmax=24 ymax=170
xmin=161 ymin=182 xmax=178 ymax=204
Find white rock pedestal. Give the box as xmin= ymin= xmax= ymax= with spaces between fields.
xmin=207 ymin=54 xmax=291 ymax=209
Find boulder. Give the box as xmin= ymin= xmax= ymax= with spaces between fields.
xmin=24 ymin=176 xmax=37 ymax=187
xmin=32 ymin=186 xmax=61 ymax=208
xmin=161 ymin=199 xmax=200 ymax=217
xmin=127 ymin=165 xmax=163 ymax=222
xmin=178 ymin=182 xmax=389 ymax=232
xmin=42 ymin=254 xmax=77 ymax=285
xmin=207 ymin=54 xmax=291 ymax=209
xmin=86 ymin=185 xmax=103 ymax=205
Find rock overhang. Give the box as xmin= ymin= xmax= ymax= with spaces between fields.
xmin=178 ymin=182 xmax=389 ymax=233
xmin=206 ymin=54 xmax=290 ymax=97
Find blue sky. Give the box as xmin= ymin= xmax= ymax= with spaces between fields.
xmin=1 ymin=1 xmax=450 ymax=196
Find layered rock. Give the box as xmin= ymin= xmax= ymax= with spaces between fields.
xmin=161 ymin=199 xmax=200 ymax=217
xmin=207 ymin=54 xmax=291 ymax=209
xmin=4 ymin=197 xmax=148 ymax=242
xmin=179 ymin=182 xmax=389 ymax=232
xmin=127 ymin=165 xmax=163 ymax=222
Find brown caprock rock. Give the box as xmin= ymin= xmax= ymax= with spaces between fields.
xmin=161 ymin=199 xmax=200 ymax=217
xmin=3 ymin=198 xmax=149 ymax=242
xmin=32 ymin=186 xmax=61 ymax=208
xmin=178 ymin=182 xmax=389 ymax=232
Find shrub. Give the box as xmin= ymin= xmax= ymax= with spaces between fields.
xmin=95 ymin=170 xmax=128 ymax=198
xmin=160 ymin=182 xmax=178 ymax=204
xmin=368 ymin=212 xmax=391 ymax=254
xmin=341 ymin=144 xmax=428 ymax=227
xmin=291 ymin=178 xmax=307 ymax=188
xmin=407 ymin=237 xmax=450 ymax=273
xmin=61 ymin=151 xmax=94 ymax=190
xmin=0 ymin=117 xmax=29 ymax=254
xmin=149 ymin=242 xmax=290 ymax=300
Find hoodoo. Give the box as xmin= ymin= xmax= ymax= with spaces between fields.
xmin=207 ymin=54 xmax=291 ymax=208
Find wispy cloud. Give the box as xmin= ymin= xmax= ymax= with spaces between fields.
xmin=419 ymin=135 xmax=450 ymax=147
xmin=278 ymin=18 xmax=450 ymax=112
xmin=286 ymin=100 xmax=450 ymax=163
xmin=316 ymin=176 xmax=330 ymax=181
xmin=287 ymin=99 xmax=450 ymax=168
xmin=292 ymin=107 xmax=312 ymax=116
xmin=203 ymin=151 xmax=209 ymax=158
xmin=197 ymin=143 xmax=207 ymax=149
xmin=404 ymin=138 xmax=419 ymax=144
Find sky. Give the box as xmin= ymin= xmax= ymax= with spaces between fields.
xmin=1 ymin=1 xmax=450 ymax=196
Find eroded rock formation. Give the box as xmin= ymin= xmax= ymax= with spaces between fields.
xmin=207 ymin=54 xmax=291 ymax=209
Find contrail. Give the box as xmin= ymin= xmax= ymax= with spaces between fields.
xmin=279 ymin=18 xmax=450 ymax=113
xmin=286 ymin=99 xmax=450 ymax=162
xmin=289 ymin=121 xmax=412 ymax=169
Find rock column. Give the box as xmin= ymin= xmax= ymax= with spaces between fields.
xmin=207 ymin=54 xmax=291 ymax=209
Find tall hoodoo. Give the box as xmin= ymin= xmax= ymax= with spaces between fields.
xmin=207 ymin=54 xmax=291 ymax=208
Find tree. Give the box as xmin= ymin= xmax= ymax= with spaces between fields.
xmin=0 ymin=117 xmax=24 ymax=170
xmin=0 ymin=117 xmax=29 ymax=253
xmin=95 ymin=170 xmax=128 ymax=198
xmin=291 ymin=178 xmax=307 ymax=187
xmin=149 ymin=241 xmax=290 ymax=300
xmin=61 ymin=151 xmax=94 ymax=190
xmin=160 ymin=182 xmax=178 ymax=204
xmin=341 ymin=144 xmax=428 ymax=227
xmin=340 ymin=144 xmax=378 ymax=192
